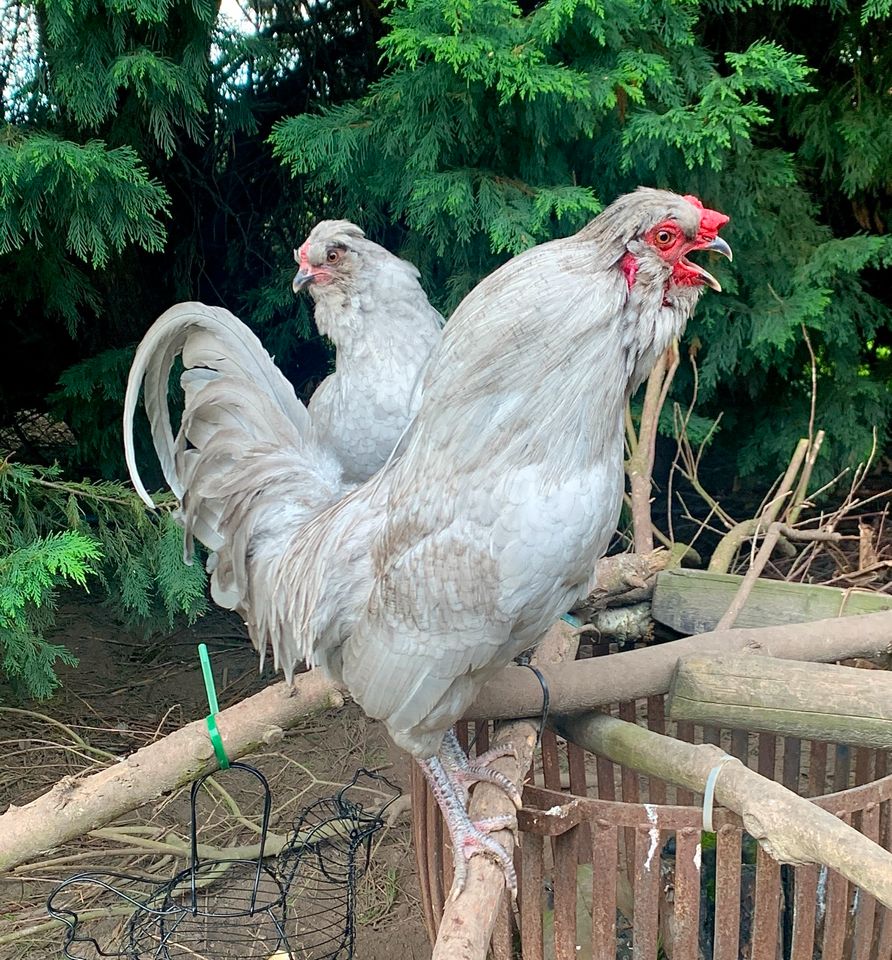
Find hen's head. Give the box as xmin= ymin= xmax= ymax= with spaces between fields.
xmin=591 ymin=188 xmax=731 ymax=299
xmin=292 ymin=220 xmax=367 ymax=300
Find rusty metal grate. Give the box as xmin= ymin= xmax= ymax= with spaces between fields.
xmin=413 ymin=695 xmax=892 ymax=959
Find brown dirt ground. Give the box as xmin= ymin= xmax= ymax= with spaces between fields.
xmin=0 ymin=601 xmax=431 ymax=960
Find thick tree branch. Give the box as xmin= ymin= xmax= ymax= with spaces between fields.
xmin=431 ymin=622 xmax=579 ymax=960
xmin=469 ymin=610 xmax=892 ymax=720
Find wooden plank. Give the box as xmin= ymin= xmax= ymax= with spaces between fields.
xmin=652 ymin=568 xmax=892 ymax=635
xmin=668 ymin=655 xmax=892 ymax=749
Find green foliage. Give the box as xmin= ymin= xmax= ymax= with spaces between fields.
xmin=0 ymin=530 xmax=97 ymax=698
xmin=1 ymin=0 xmax=891 ymax=695
xmin=270 ymin=0 xmax=892 ymax=478
xmin=0 ymin=460 xmax=207 ymax=697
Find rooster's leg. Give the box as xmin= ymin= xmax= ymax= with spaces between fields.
xmin=419 ymin=755 xmax=518 ymax=900
xmin=440 ymin=729 xmax=523 ymax=809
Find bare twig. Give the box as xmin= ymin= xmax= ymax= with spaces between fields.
xmin=626 ymin=344 xmax=679 ymax=553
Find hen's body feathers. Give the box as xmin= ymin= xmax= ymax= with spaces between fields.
xmin=295 ymin=220 xmax=444 ymax=482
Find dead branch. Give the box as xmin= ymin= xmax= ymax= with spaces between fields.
xmin=431 ymin=621 xmax=580 ymax=960
xmin=572 ymin=549 xmax=669 ymax=620
xmin=557 ymin=712 xmax=892 ymax=909
xmin=626 ymin=344 xmax=679 ymax=553
xmin=709 ymin=438 xmax=810 ymax=575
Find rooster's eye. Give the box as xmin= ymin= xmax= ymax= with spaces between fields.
xmin=326 ymin=249 xmax=341 ymax=264
xmin=655 ymin=229 xmax=674 ymax=246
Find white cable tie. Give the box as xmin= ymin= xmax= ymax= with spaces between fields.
xmin=702 ymin=755 xmax=735 ymax=833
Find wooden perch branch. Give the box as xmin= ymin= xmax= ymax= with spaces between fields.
xmin=668 ymin=655 xmax=892 ymax=748
xmin=557 ymin=712 xmax=892 ymax=909
xmin=0 ymin=670 xmax=343 ymax=872
xmin=470 ymin=609 xmax=892 ymax=720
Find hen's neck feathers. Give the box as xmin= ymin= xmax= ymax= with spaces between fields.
xmin=312 ymin=246 xmax=441 ymax=358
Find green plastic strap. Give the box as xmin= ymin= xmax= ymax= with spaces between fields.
xmin=198 ymin=642 xmax=230 ymax=769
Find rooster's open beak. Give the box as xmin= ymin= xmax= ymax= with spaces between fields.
xmin=687 ymin=235 xmax=733 ymax=292
xmin=706 ymin=236 xmax=732 ymax=261
xmin=292 ymin=270 xmax=315 ymax=293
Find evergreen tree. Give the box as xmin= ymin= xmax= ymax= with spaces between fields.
xmin=271 ymin=0 xmax=892 ymax=480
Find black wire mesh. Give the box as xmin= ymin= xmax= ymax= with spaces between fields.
xmin=47 ymin=763 xmax=399 ymax=960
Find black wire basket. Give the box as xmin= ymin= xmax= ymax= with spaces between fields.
xmin=47 ymin=763 xmax=399 ymax=960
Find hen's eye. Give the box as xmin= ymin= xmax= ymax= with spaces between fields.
xmin=326 ymin=249 xmax=341 ymax=264
xmin=656 ymin=229 xmax=674 ymax=246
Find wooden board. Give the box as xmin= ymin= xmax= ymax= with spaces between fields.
xmin=668 ymin=655 xmax=892 ymax=749
xmin=651 ymin=568 xmax=892 ymax=635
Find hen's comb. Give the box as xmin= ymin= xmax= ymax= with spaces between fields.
xmin=683 ymin=194 xmax=730 ymax=234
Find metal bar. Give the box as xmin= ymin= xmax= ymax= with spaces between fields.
xmin=757 ymin=732 xmax=777 ymax=783
xmin=782 ymin=737 xmax=802 ymax=794
xmin=808 ymin=740 xmax=829 ymax=797
xmin=618 ymin=701 xmax=640 ymax=886
xmin=751 ymin=844 xmax=781 ymax=960
xmin=429 ymin=781 xmax=447 ymax=925
xmin=730 ymin=728 xmax=749 ymax=763
xmin=789 ymin=865 xmax=817 ymax=960
xmin=821 ymin=813 xmax=851 ymax=960
xmin=476 ymin=720 xmax=490 ymax=757
xmin=645 ymin=696 xmax=667 ymax=805
xmin=676 ymin=721 xmax=695 ymax=806
xmin=833 ymin=743 xmax=852 ymax=793
xmin=855 ymin=746 xmax=874 ymax=787
xmin=491 ymin=890 xmax=513 ymax=960
xmin=553 ymin=826 xmax=579 ymax=960
xmin=541 ymin=728 xmax=562 ymax=792
xmin=713 ymin=825 xmax=742 ymax=960
xmin=568 ymin=740 xmax=591 ymax=862
xmin=591 ymin=820 xmax=618 ymax=960
xmin=672 ymin=827 xmax=701 ymax=960
xmin=456 ymin=720 xmax=470 ymax=754
xmin=853 ymin=802 xmax=880 ymax=960
xmin=703 ymin=725 xmax=722 ymax=747
xmin=520 ymin=831 xmax=545 ymax=960
xmin=411 ymin=764 xmax=439 ymax=946
xmin=632 ymin=824 xmax=660 ymax=960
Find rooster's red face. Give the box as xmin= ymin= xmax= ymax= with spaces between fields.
xmin=644 ymin=196 xmax=731 ymax=292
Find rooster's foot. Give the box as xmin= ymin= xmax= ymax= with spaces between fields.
xmin=418 ymin=755 xmax=518 ymax=900
xmin=440 ymin=729 xmax=522 ymax=809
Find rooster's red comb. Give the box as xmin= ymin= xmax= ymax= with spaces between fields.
xmin=683 ymin=194 xmax=730 ymax=235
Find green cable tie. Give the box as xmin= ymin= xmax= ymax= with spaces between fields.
xmin=198 ymin=642 xmax=230 ymax=769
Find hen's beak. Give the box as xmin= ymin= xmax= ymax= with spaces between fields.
xmin=292 ymin=270 xmax=314 ymax=293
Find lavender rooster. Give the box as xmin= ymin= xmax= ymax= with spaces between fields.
xmin=124 ymin=188 xmax=731 ymax=898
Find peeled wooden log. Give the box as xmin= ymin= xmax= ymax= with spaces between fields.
xmin=668 ymin=655 xmax=892 ymax=749
xmin=470 ymin=609 xmax=892 ymax=721
xmin=557 ymin=712 xmax=892 ymax=910
xmin=652 ymin=568 xmax=892 ymax=635
xmin=430 ymin=621 xmax=580 ymax=960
